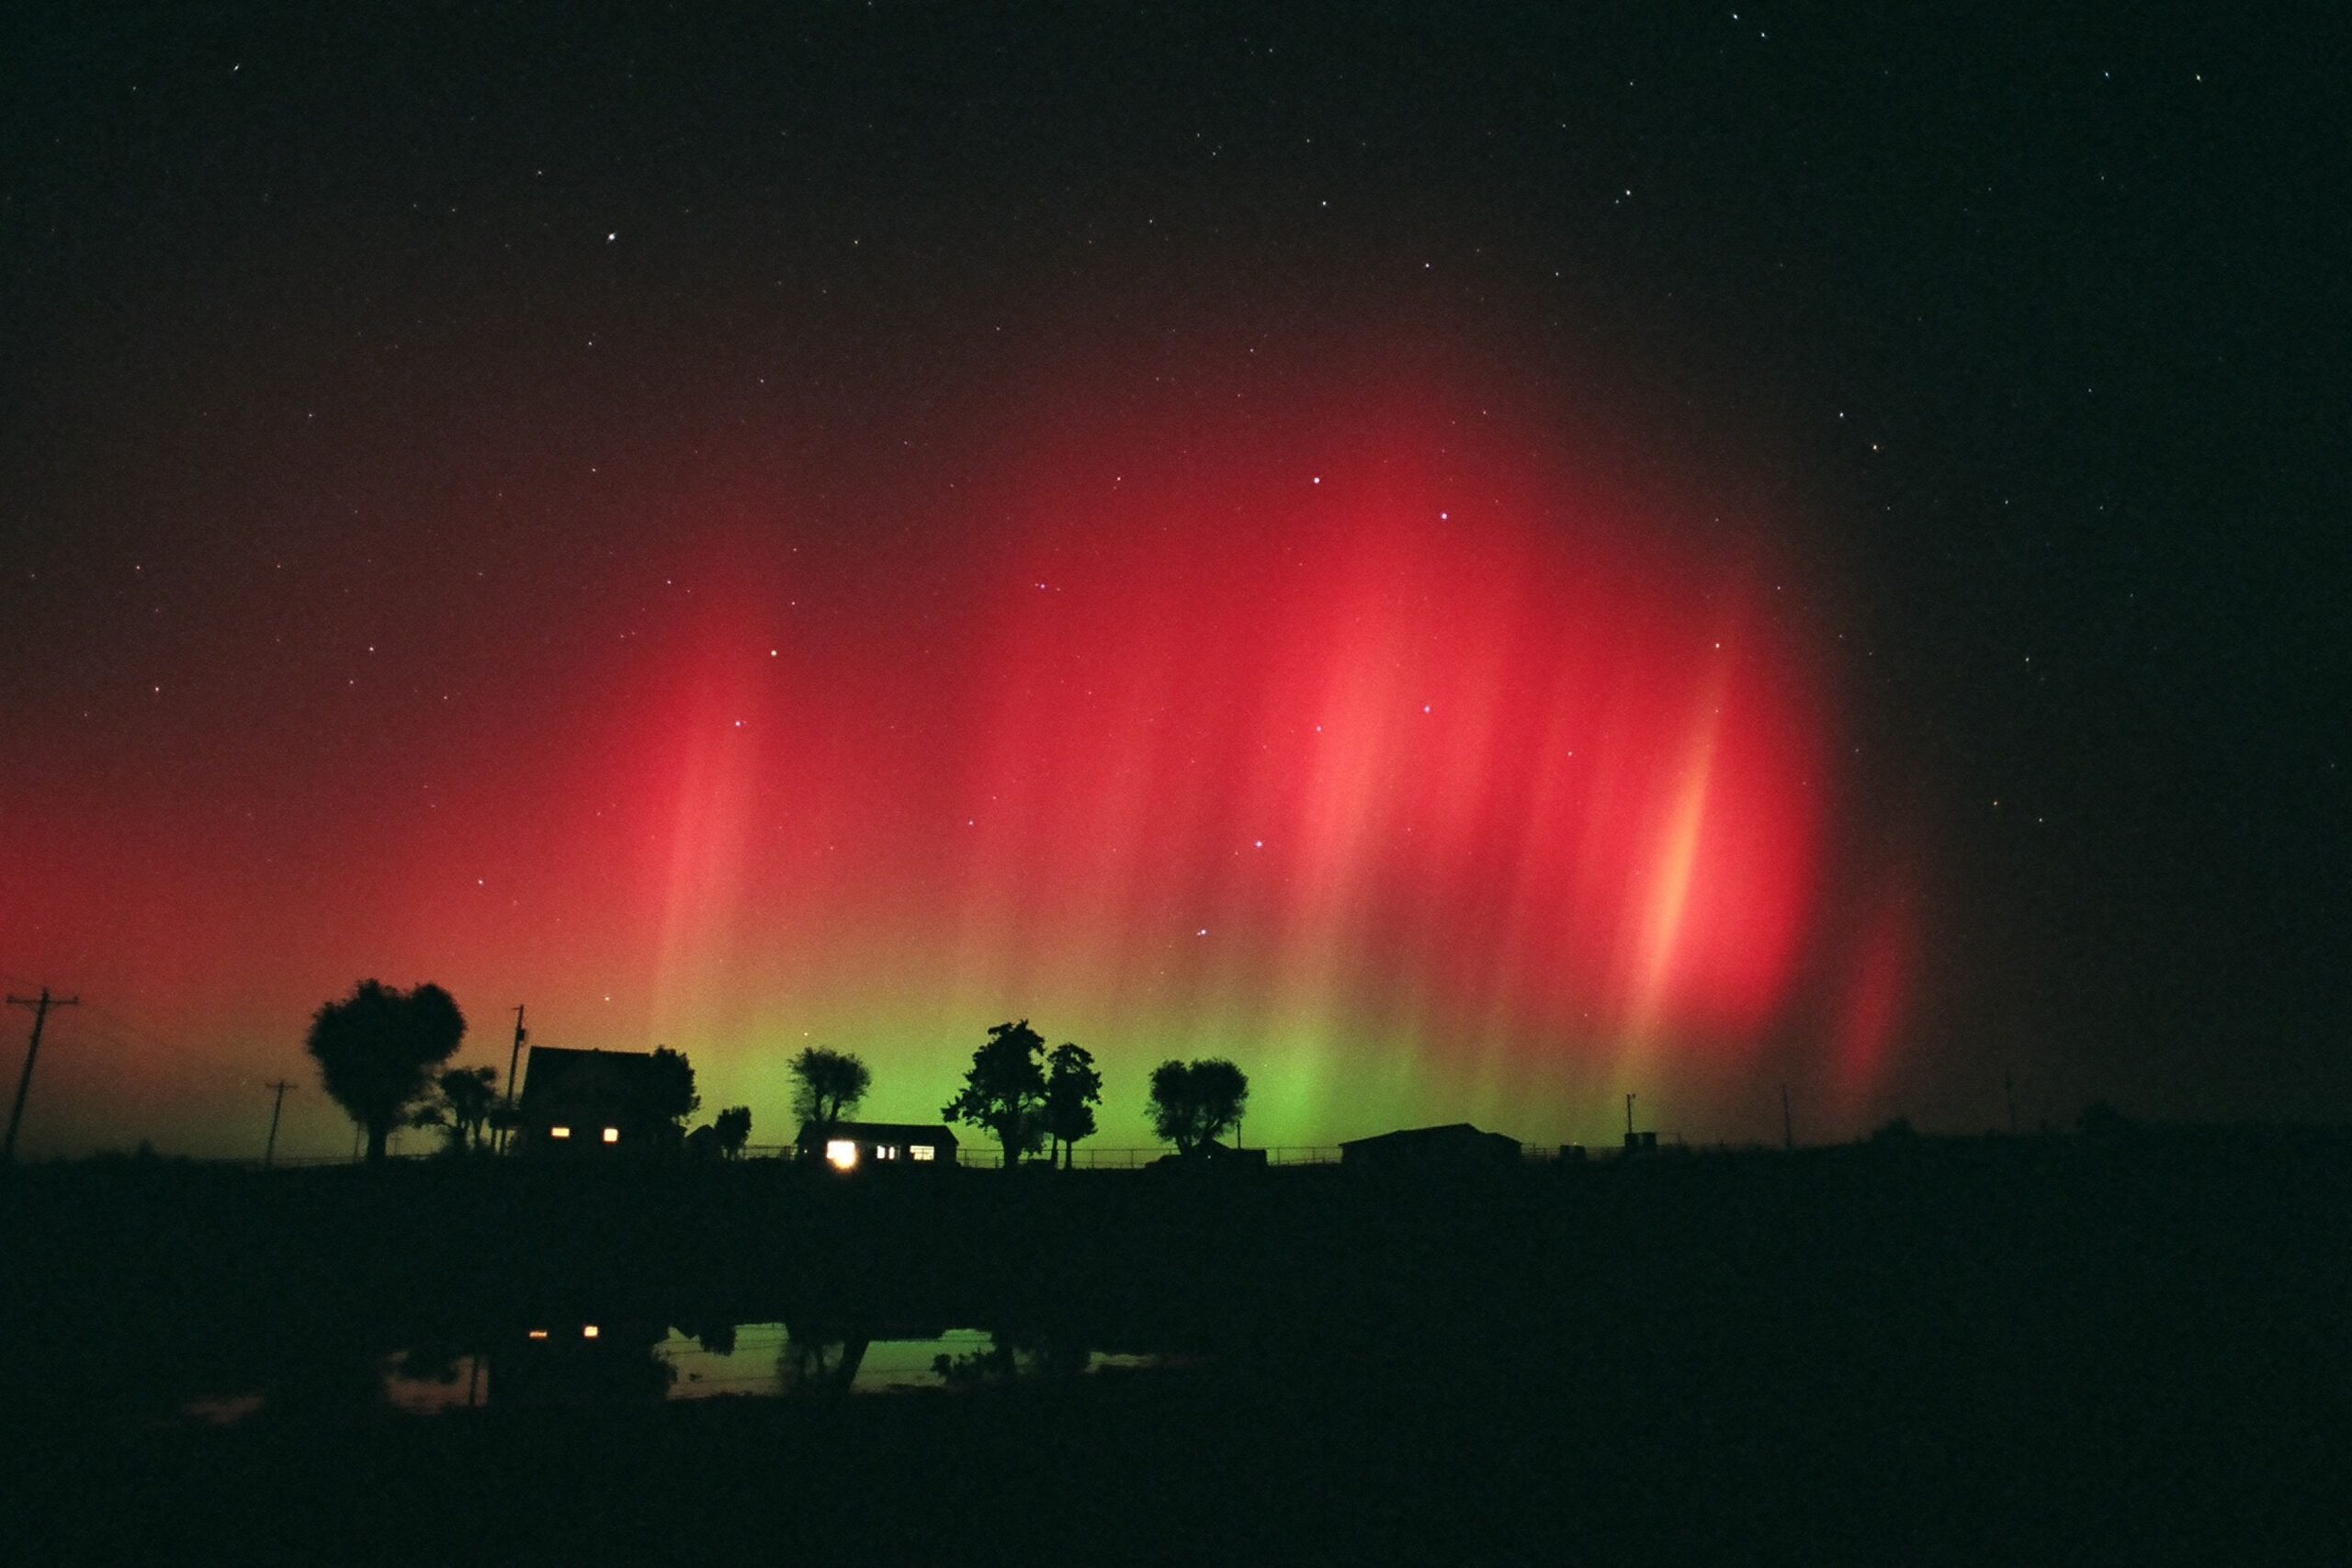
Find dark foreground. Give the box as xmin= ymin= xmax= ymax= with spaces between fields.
xmin=5 ymin=1129 xmax=2346 ymax=1562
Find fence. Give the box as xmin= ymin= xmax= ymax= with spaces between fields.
xmin=944 ymin=1145 xmax=1344 ymax=1169
xmin=191 ymin=1138 xmax=1686 ymax=1171
xmin=738 ymin=1144 xmax=1344 ymax=1169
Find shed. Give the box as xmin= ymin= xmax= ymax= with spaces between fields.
xmin=797 ymin=1120 xmax=960 ymax=1170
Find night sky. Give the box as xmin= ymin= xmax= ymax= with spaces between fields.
xmin=4 ymin=4 xmax=2343 ymax=1158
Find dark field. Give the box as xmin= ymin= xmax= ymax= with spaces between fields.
xmin=5 ymin=1132 xmax=2346 ymax=1562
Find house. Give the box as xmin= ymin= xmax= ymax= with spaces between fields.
xmin=796 ymin=1120 xmax=959 ymax=1170
xmin=514 ymin=1045 xmax=680 ymax=1156
xmin=1338 ymin=1122 xmax=1522 ymax=1171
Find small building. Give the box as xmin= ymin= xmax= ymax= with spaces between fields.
xmin=1338 ymin=1122 xmax=1522 ymax=1171
xmin=796 ymin=1120 xmax=959 ymax=1170
xmin=514 ymin=1045 xmax=678 ymax=1156
xmin=1146 ymin=1138 xmax=1269 ymax=1171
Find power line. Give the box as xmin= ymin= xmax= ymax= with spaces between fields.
xmin=6 ymin=987 xmax=81 ymax=1165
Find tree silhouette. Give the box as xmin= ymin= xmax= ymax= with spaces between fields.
xmin=305 ymin=980 xmax=467 ymax=1163
xmin=714 ymin=1104 xmax=752 ymax=1158
xmin=942 ymin=1020 xmax=1049 ymax=1166
xmin=787 ymin=1047 xmax=870 ymax=1132
xmin=1146 ymin=1057 xmax=1250 ymax=1156
xmin=646 ymin=1045 xmax=700 ymax=1137
xmin=436 ymin=1066 xmax=499 ymax=1152
xmin=1042 ymin=1042 xmax=1102 ymax=1168
xmin=405 ymin=1100 xmax=452 ymax=1156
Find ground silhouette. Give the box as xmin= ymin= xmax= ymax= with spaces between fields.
xmin=4 ymin=1124 xmax=2346 ymax=1560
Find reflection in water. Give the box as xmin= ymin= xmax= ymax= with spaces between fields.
xmin=933 ymin=1329 xmax=1091 ymax=1385
xmin=778 ymin=1323 xmax=872 ymax=1395
xmin=390 ymin=1337 xmax=485 ymax=1414
xmin=663 ymin=1325 xmax=1156 ymax=1398
xmin=175 ymin=1321 xmax=1159 ymax=1424
xmin=492 ymin=1320 xmax=674 ymax=1409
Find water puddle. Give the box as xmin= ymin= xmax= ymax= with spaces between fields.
xmin=175 ymin=1323 xmax=1162 ymax=1424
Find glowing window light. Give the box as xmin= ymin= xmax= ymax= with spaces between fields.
xmin=826 ymin=1139 xmax=859 ymax=1170
xmin=549 ymin=1126 xmax=571 ymax=1140
xmin=879 ymin=1145 xmax=899 ymax=1159
xmin=527 ymin=1329 xmax=548 ymax=1340
xmin=602 ymin=1127 xmax=620 ymax=1144
xmin=582 ymin=1325 xmax=599 ymax=1339
xmin=910 ymin=1145 xmax=936 ymax=1162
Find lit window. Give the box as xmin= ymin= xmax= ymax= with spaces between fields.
xmin=582 ymin=1325 xmax=599 ymax=1339
xmin=910 ymin=1145 xmax=936 ymax=1162
xmin=879 ymin=1145 xmax=898 ymax=1159
xmin=826 ymin=1139 xmax=859 ymax=1170
xmin=549 ymin=1126 xmax=571 ymax=1140
xmin=527 ymin=1329 xmax=548 ymax=1340
xmin=602 ymin=1127 xmax=620 ymax=1144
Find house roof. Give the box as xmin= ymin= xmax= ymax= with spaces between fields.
xmin=517 ymin=1045 xmax=671 ymax=1110
xmin=1338 ymin=1122 xmax=1521 ymax=1151
xmin=795 ymin=1120 xmax=960 ymax=1148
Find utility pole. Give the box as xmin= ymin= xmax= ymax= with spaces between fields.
xmin=262 ymin=1080 xmax=296 ymax=1168
xmin=5 ymin=988 xmax=80 ymax=1166
xmin=498 ymin=1004 xmax=526 ymax=1154
xmin=1624 ymin=1092 xmax=1637 ymax=1138
xmin=1781 ymin=1082 xmax=1793 ymax=1152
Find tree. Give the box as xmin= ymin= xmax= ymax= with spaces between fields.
xmin=714 ymin=1104 xmax=752 ymax=1158
xmin=405 ymin=1100 xmax=452 ymax=1156
xmin=1146 ymin=1057 xmax=1250 ymax=1156
xmin=942 ymin=1020 xmax=1049 ymax=1166
xmin=787 ymin=1047 xmax=870 ymax=1132
xmin=305 ymin=980 xmax=467 ymax=1163
xmin=436 ymin=1066 xmax=499 ymax=1153
xmin=646 ymin=1045 xmax=700 ymax=1136
xmin=1041 ymin=1043 xmax=1102 ymax=1168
